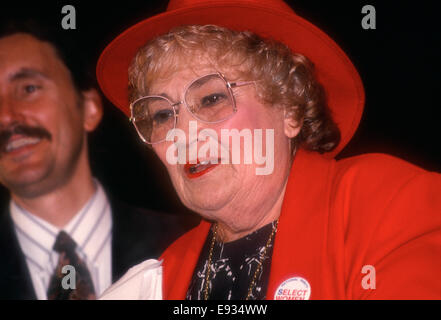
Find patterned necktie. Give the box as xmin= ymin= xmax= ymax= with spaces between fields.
xmin=47 ymin=231 xmax=96 ymax=300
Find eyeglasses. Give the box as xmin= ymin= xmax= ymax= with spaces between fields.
xmin=129 ymin=72 xmax=254 ymax=144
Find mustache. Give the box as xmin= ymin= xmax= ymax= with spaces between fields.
xmin=0 ymin=124 xmax=52 ymax=153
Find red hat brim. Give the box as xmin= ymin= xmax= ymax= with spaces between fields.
xmin=96 ymin=2 xmax=364 ymax=158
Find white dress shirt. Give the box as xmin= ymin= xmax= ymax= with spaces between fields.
xmin=10 ymin=180 xmax=113 ymax=299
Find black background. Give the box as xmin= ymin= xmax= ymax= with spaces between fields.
xmin=0 ymin=0 xmax=439 ymax=215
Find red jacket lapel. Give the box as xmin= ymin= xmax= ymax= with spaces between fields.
xmin=267 ymin=149 xmax=340 ymax=299
xmin=161 ymin=220 xmax=211 ymax=299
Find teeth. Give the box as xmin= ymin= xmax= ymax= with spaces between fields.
xmin=6 ymin=137 xmax=41 ymax=152
xmin=188 ymin=159 xmax=219 ymax=174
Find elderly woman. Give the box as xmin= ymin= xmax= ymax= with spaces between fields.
xmin=97 ymin=0 xmax=441 ymax=300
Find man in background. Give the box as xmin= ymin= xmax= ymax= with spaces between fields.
xmin=0 ymin=20 xmax=193 ymax=300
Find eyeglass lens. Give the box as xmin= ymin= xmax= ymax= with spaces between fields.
xmin=132 ymin=74 xmax=235 ymax=143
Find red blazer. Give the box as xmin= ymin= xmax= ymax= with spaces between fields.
xmin=160 ymin=149 xmax=441 ymax=299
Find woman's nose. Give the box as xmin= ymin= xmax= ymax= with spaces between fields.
xmin=173 ymin=103 xmax=214 ymax=158
xmin=174 ymin=103 xmax=210 ymax=135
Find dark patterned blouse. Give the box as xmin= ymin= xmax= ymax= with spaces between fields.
xmin=186 ymin=221 xmax=277 ymax=300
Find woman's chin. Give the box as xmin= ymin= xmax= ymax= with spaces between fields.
xmin=174 ymin=166 xmax=239 ymax=214
xmin=182 ymin=189 xmax=236 ymax=216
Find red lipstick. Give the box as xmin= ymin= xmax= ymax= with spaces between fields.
xmin=184 ymin=159 xmax=220 ymax=179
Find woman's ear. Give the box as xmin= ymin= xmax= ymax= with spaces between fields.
xmin=284 ymin=108 xmax=302 ymax=138
xmin=81 ymin=89 xmax=103 ymax=132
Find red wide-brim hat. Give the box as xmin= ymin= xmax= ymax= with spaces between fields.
xmin=97 ymin=0 xmax=365 ymax=158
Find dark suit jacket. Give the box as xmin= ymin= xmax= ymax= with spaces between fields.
xmin=0 ymin=197 xmax=198 ymax=299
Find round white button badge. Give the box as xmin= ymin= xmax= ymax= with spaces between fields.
xmin=274 ymin=277 xmax=311 ymax=300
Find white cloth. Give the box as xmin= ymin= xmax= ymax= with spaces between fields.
xmin=100 ymin=259 xmax=163 ymax=300
xmin=10 ymin=180 xmax=113 ymax=299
